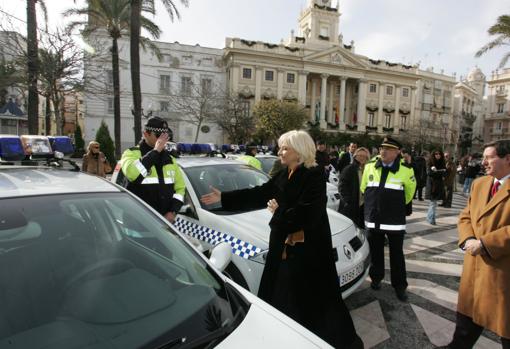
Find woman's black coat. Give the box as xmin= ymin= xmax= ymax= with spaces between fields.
xmin=337 ymin=161 xmax=363 ymax=228
xmin=221 ymin=165 xmax=357 ymax=348
xmin=425 ymin=164 xmax=446 ymax=201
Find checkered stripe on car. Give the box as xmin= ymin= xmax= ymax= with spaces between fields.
xmin=174 ymin=217 xmax=262 ymax=259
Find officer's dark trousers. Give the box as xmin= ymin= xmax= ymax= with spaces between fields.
xmin=448 ymin=312 xmax=510 ymax=349
xmin=368 ymin=229 xmax=408 ymax=290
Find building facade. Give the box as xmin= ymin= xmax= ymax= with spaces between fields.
xmin=83 ymin=34 xmax=226 ymax=150
xmin=484 ymin=68 xmax=510 ymax=143
xmin=223 ymin=0 xmax=457 ymax=149
xmin=453 ymin=68 xmax=486 ymax=155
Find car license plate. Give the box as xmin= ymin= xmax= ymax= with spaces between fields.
xmin=339 ymin=262 xmax=364 ymax=286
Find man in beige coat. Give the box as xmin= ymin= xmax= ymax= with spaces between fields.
xmin=444 ymin=140 xmax=510 ymax=349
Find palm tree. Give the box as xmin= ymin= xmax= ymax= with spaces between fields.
xmin=26 ymin=0 xmax=47 ymax=135
xmin=130 ymin=0 xmax=188 ymax=145
xmin=65 ymin=0 xmax=161 ymax=158
xmin=476 ymin=14 xmax=510 ymax=68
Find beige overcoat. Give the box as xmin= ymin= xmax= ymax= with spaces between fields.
xmin=457 ymin=175 xmax=510 ymax=338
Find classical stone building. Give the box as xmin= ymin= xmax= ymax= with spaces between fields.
xmin=83 ymin=34 xmax=226 ymax=150
xmin=452 ymin=68 xmax=486 ymax=155
xmin=484 ymin=68 xmax=510 ymax=143
xmin=223 ymin=0 xmax=457 ymax=149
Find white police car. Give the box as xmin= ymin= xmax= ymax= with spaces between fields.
xmin=113 ymin=157 xmax=370 ymax=298
xmin=0 ymin=152 xmax=334 ymax=347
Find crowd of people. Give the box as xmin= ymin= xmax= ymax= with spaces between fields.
xmin=79 ymin=118 xmax=509 ymax=349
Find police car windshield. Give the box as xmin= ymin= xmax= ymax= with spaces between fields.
xmin=184 ymin=164 xmax=270 ymax=212
xmin=0 ymin=192 xmax=247 ymax=349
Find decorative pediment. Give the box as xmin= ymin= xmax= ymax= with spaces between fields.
xmin=283 ymin=90 xmax=297 ymax=100
xmin=399 ymin=103 xmax=410 ymax=113
xmin=262 ymin=88 xmax=276 ymax=99
xmin=238 ymin=86 xmax=255 ymax=98
xmin=366 ymin=100 xmax=378 ymax=109
xmin=304 ymin=46 xmax=367 ymax=68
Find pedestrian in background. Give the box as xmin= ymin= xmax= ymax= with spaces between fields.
xmin=361 ymin=137 xmax=416 ymax=301
xmin=338 ymin=142 xmax=358 ymax=173
xmin=315 ymin=139 xmax=330 ymax=176
xmin=82 ymin=141 xmax=110 ymax=177
xmin=442 ymin=140 xmax=510 ymax=349
xmin=425 ymin=150 xmax=447 ymax=225
xmin=338 ymin=147 xmax=370 ymax=228
xmin=401 ymin=149 xmax=417 ymax=216
xmin=121 ymin=116 xmax=185 ymax=223
xmin=441 ymin=152 xmax=456 ymax=208
xmin=414 ymin=151 xmax=428 ymax=200
xmin=463 ymin=154 xmax=481 ymax=196
xmin=201 ymin=130 xmax=363 ymax=349
xmin=239 ymin=144 xmax=262 ymax=170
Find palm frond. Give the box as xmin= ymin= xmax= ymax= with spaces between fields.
xmin=498 ymin=51 xmax=510 ymax=68
xmin=475 ymin=35 xmax=506 ymax=57
xmin=140 ymin=37 xmax=162 ymax=61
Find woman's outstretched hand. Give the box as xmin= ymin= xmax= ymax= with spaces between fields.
xmin=267 ymin=198 xmax=279 ymax=214
xmin=200 ymin=186 xmax=222 ymax=205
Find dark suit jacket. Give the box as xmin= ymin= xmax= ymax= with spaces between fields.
xmin=337 ymin=161 xmax=363 ymax=227
xmin=338 ymin=152 xmax=353 ymax=173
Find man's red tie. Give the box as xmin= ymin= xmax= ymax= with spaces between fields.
xmin=491 ymin=181 xmax=500 ymax=198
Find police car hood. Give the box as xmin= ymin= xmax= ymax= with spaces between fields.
xmin=220 ymin=208 xmax=353 ymax=244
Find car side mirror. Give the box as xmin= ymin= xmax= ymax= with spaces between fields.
xmin=209 ymin=242 xmax=232 ymax=271
xmin=178 ymin=204 xmax=197 ymax=219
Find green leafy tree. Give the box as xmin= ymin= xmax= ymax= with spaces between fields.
xmin=130 ymin=0 xmax=188 ymax=145
xmin=74 ymin=124 xmax=85 ymax=150
xmin=65 ymin=0 xmax=161 ymax=158
xmin=95 ymin=120 xmax=116 ymax=166
xmin=252 ymin=100 xmax=308 ymax=143
xmin=215 ymin=94 xmax=255 ymax=144
xmin=476 ymin=14 xmax=510 ymax=68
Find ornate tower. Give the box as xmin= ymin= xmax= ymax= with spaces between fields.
xmin=298 ymin=0 xmax=341 ymax=47
xmin=467 ymin=67 xmax=486 ymax=98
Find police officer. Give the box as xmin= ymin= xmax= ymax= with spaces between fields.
xmin=121 ymin=116 xmax=185 ymax=223
xmin=360 ymin=136 xmax=416 ymax=301
xmin=239 ymin=144 xmax=262 ymax=170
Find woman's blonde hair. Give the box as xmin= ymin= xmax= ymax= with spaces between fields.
xmin=354 ymin=147 xmax=370 ymax=159
xmin=278 ymin=130 xmax=317 ymax=168
xmin=87 ymin=141 xmax=100 ymax=153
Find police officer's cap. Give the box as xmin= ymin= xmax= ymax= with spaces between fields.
xmin=380 ymin=136 xmax=402 ymax=149
xmin=145 ymin=116 xmax=172 ymax=139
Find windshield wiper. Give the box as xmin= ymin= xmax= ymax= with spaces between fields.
xmin=154 ymin=337 xmax=186 ymax=349
xmin=152 ymin=309 xmax=244 ymax=349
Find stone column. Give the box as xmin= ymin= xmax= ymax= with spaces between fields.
xmin=320 ymin=74 xmax=329 ymax=128
xmin=298 ymin=70 xmax=308 ymax=106
xmin=255 ymin=66 xmax=263 ymax=102
xmin=410 ymin=86 xmax=417 ymax=129
xmin=328 ymin=80 xmax=335 ymax=124
xmin=377 ymin=82 xmax=385 ymax=133
xmin=231 ymin=63 xmax=240 ymax=94
xmin=356 ymin=79 xmax=367 ymax=132
xmin=394 ymin=85 xmax=401 ymax=135
xmin=310 ymin=79 xmax=317 ymax=121
xmin=277 ymin=68 xmax=284 ymax=100
xmin=339 ymin=77 xmax=347 ymax=131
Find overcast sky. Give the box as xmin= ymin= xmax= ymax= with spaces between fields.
xmin=1 ymin=0 xmax=508 ymax=81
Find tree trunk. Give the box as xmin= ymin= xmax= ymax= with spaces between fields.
xmin=51 ymin=89 xmax=63 ymax=135
xmin=112 ymin=38 xmax=122 ymax=159
xmin=130 ymin=0 xmax=142 ymax=145
xmin=27 ymin=0 xmax=39 ymax=135
xmin=45 ymin=95 xmax=51 ymax=135
xmin=194 ymin=122 xmax=201 ymax=143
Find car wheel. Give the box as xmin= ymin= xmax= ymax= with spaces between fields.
xmin=224 ymin=262 xmax=249 ymax=290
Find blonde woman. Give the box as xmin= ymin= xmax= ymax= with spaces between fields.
xmin=201 ymin=130 xmax=362 ymax=348
xmin=82 ymin=141 xmax=110 ymax=177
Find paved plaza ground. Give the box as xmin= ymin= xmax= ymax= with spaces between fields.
xmin=346 ymin=193 xmax=502 ymax=349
